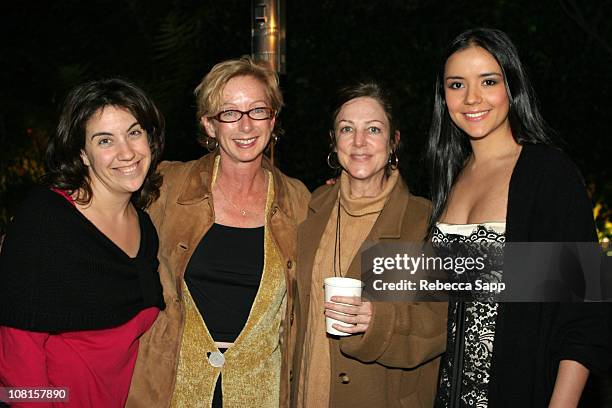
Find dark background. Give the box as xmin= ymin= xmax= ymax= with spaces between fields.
xmin=1 ymin=0 xmax=610 ymax=237
xmin=0 ymin=0 xmax=611 ymax=404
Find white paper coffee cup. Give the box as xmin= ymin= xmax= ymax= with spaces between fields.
xmin=324 ymin=277 xmax=363 ymax=336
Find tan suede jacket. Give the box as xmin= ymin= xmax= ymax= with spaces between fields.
xmin=291 ymin=177 xmax=447 ymax=408
xmin=126 ymin=153 xmax=309 ymax=407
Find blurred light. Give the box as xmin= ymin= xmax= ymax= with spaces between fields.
xmin=251 ymin=0 xmax=286 ymax=74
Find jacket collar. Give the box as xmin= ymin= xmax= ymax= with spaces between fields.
xmin=368 ymin=176 xmax=409 ymax=239
xmin=308 ymin=175 xmax=409 ymax=240
xmin=295 ymin=174 xmax=414 ymax=331
xmin=175 ymin=153 xmax=215 ymax=205
xmin=176 ymin=152 xmax=292 ymax=218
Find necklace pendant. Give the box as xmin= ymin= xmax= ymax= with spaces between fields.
xmin=241 ymin=209 xmax=247 ymax=216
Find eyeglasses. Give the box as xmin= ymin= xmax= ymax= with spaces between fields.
xmin=211 ymin=107 xmax=275 ymax=123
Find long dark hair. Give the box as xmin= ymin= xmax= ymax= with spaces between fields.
xmin=44 ymin=78 xmax=165 ymax=209
xmin=427 ymin=28 xmax=553 ymax=228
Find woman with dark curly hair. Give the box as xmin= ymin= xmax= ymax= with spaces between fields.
xmin=0 ymin=78 xmax=166 ymax=407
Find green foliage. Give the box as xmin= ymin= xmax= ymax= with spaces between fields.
xmin=591 ymin=180 xmax=612 ymax=243
xmin=1 ymin=0 xmax=610 ymax=233
xmin=151 ymin=11 xmax=203 ymax=104
xmin=0 ymin=129 xmax=47 ymax=234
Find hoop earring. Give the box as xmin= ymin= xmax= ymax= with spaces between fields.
xmin=388 ymin=151 xmax=399 ymax=170
xmin=205 ymin=135 xmax=218 ymax=152
xmin=327 ymin=151 xmax=341 ymax=170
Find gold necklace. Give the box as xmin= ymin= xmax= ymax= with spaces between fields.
xmin=215 ymin=173 xmax=267 ymax=217
xmin=216 ymin=181 xmax=250 ymax=216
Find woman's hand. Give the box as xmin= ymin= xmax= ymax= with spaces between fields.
xmin=548 ymin=360 xmax=589 ymax=408
xmin=324 ymin=296 xmax=372 ymax=334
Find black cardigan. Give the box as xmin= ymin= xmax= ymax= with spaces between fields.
xmin=0 ymin=187 xmax=165 ymax=332
xmin=488 ymin=144 xmax=610 ymax=407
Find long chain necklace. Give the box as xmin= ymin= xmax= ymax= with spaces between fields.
xmin=333 ymin=198 xmax=342 ymax=277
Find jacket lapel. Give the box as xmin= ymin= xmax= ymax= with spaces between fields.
xmin=169 ymin=155 xmax=217 ymax=292
xmin=345 ymin=178 xmax=409 ymax=279
xmin=176 ymin=154 xmax=215 ymax=205
xmin=267 ymin=161 xmax=297 ymax=263
xmin=296 ymin=184 xmax=340 ymax=319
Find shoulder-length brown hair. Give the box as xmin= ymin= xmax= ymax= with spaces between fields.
xmin=44 ymin=78 xmax=165 ymax=209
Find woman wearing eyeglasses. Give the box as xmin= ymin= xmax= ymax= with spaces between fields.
xmin=126 ymin=57 xmax=310 ymax=407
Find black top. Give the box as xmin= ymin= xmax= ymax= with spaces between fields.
xmin=433 ymin=225 xmax=505 ymax=408
xmin=185 ymin=223 xmax=264 ymax=343
xmin=0 ymin=187 xmax=165 ymax=332
xmin=486 ymin=145 xmax=610 ymax=407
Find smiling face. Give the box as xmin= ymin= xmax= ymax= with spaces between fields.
xmin=334 ymin=96 xmax=397 ymax=183
xmin=81 ymin=105 xmax=151 ymax=199
xmin=202 ymin=75 xmax=275 ymax=165
xmin=444 ymin=46 xmax=511 ymax=141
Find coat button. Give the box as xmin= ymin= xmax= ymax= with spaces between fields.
xmin=339 ymin=373 xmax=350 ymax=384
xmin=287 ymin=260 xmax=293 ymax=269
xmin=207 ymin=351 xmax=225 ymax=368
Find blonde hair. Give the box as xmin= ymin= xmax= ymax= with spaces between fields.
xmin=195 ymin=56 xmax=283 ymax=120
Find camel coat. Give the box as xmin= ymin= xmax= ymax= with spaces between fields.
xmin=292 ymin=177 xmax=447 ymax=408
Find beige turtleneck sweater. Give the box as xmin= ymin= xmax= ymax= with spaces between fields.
xmin=297 ymin=169 xmax=399 ymax=407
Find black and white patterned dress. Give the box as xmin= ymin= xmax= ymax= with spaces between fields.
xmin=432 ymin=223 xmax=506 ymax=408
